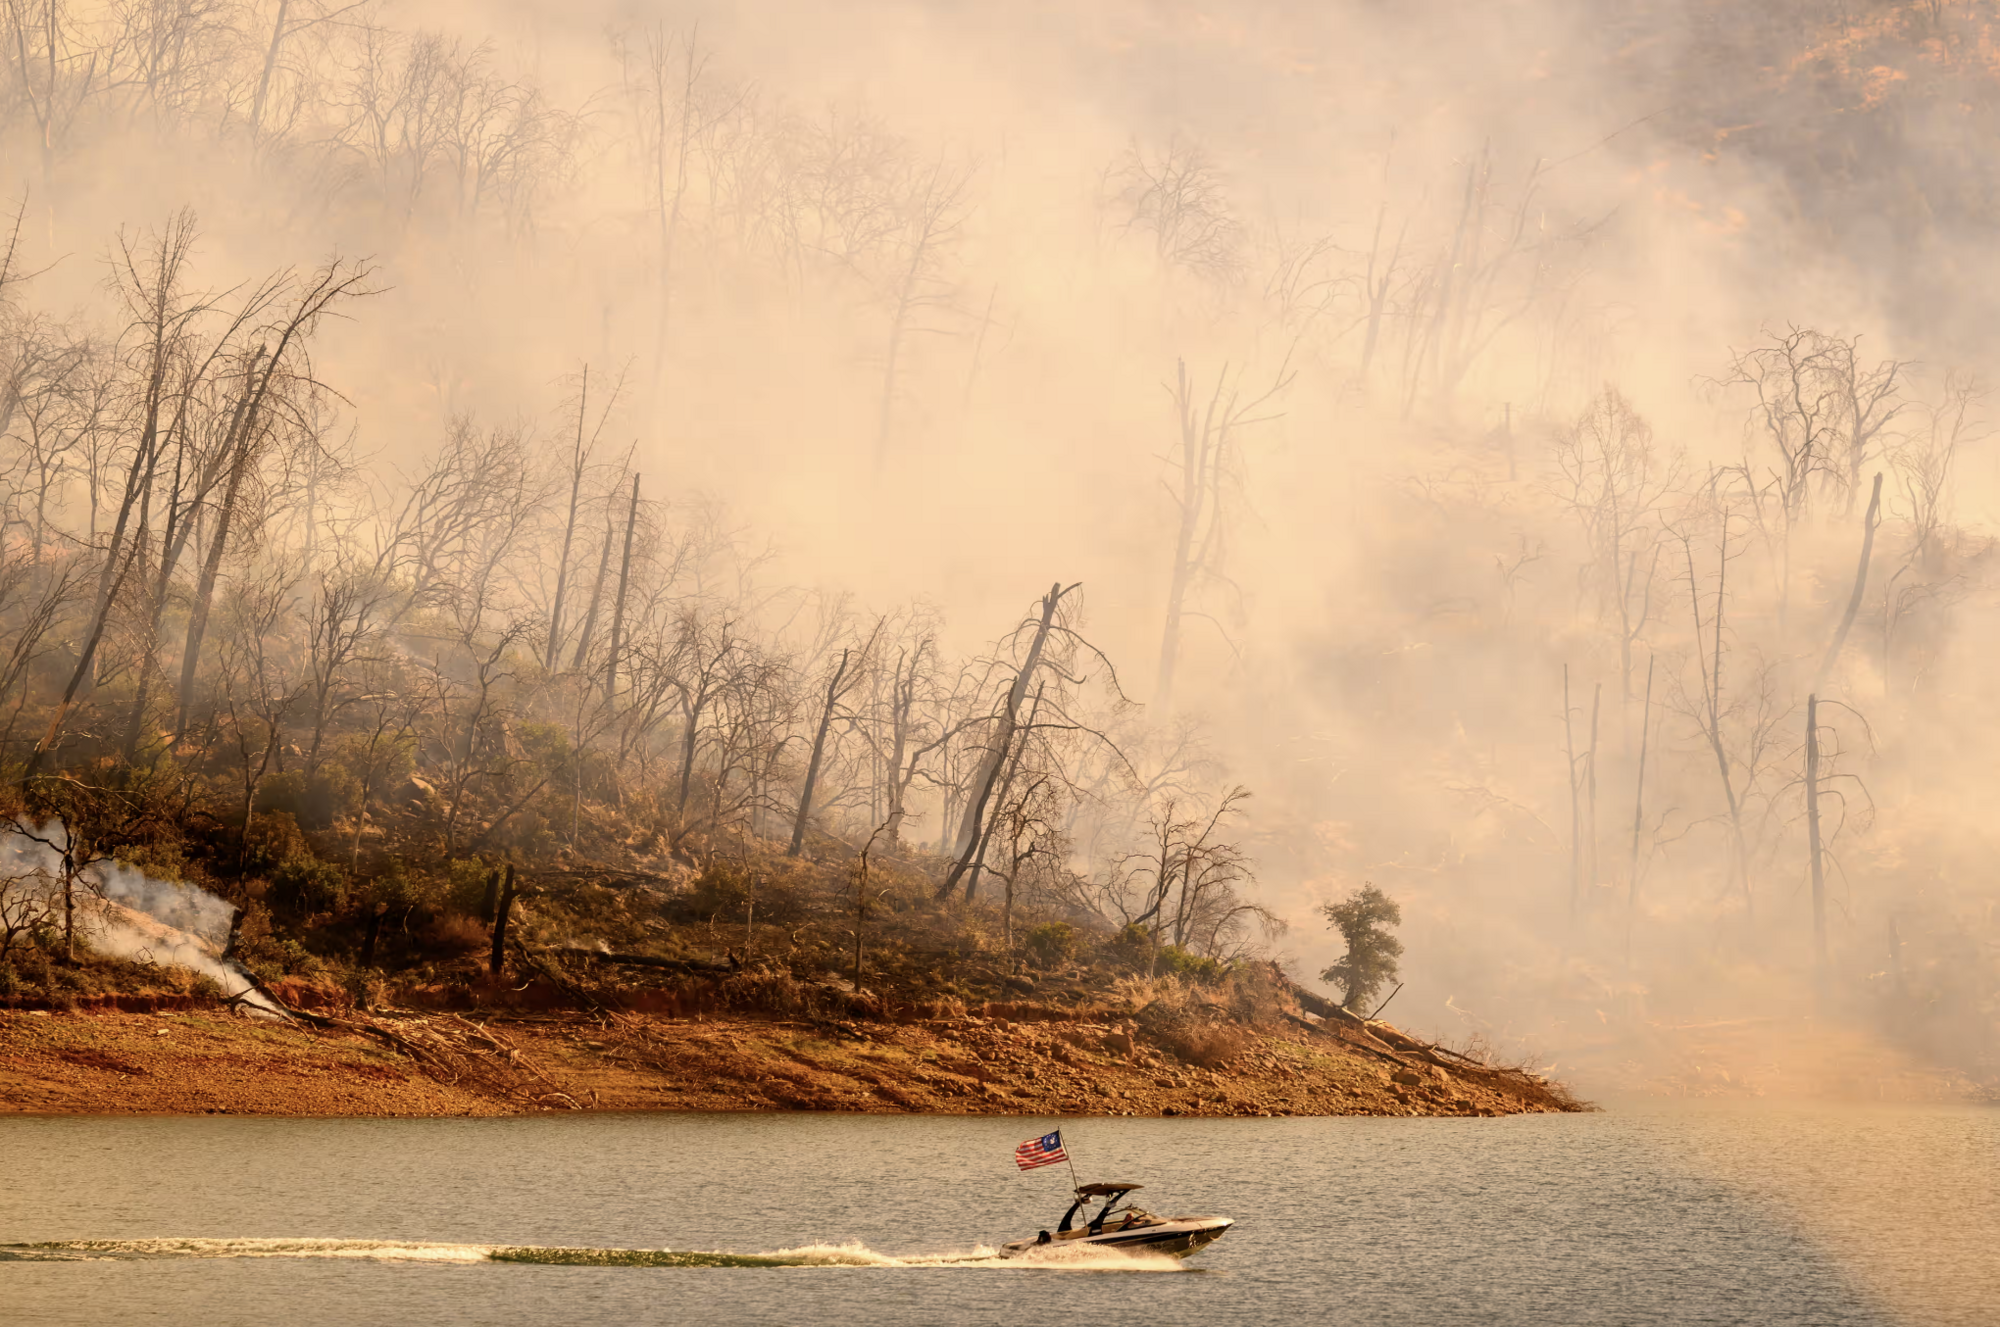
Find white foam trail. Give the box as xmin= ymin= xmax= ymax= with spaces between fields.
xmin=0 ymin=1237 xmax=1194 ymax=1271
xmin=16 ymin=1238 xmax=489 ymax=1263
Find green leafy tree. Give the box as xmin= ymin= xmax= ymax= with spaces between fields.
xmin=1319 ymin=883 xmax=1402 ymax=1011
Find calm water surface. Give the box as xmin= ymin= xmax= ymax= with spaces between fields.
xmin=1 ymin=1101 xmax=1993 ymax=1326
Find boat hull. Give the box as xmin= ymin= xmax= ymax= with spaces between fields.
xmin=999 ymin=1217 xmax=1233 ymax=1260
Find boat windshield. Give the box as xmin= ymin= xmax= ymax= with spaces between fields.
xmin=1059 ymin=1184 xmax=1150 ymax=1233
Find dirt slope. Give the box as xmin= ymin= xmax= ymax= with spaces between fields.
xmin=0 ymin=1004 xmax=1577 ymax=1118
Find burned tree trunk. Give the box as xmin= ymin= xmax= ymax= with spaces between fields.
xmin=1625 ymin=655 xmax=1654 ymax=967
xmin=937 ymin=583 xmax=1068 ymax=901
xmin=1813 ymin=472 xmax=1884 ymax=694
xmin=545 ymin=366 xmax=593 ymax=671
xmin=173 ymin=347 xmax=273 ymax=739
xmin=489 ymin=864 xmax=518 ymax=977
xmin=1806 ymin=694 xmax=1828 ymax=986
xmin=964 ymin=683 xmax=1042 ymax=903
xmin=570 ymin=504 xmax=618 ymax=671
xmin=1564 ymin=664 xmax=1580 ymax=920
xmin=480 ymin=867 xmax=502 ymax=926
xmin=1586 ymin=680 xmax=1602 ymax=902
xmin=603 ymin=473 xmax=640 ymax=710
xmin=788 ymin=647 xmax=854 ymax=857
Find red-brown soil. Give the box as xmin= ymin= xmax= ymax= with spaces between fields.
xmin=0 ymin=1004 xmax=1580 ymax=1118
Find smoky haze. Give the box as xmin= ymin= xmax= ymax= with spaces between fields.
xmin=2 ymin=0 xmax=1996 ymax=1098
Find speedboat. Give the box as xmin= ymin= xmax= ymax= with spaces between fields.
xmin=998 ymin=1183 xmax=1233 ymax=1259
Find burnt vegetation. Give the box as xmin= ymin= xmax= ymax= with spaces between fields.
xmin=0 ymin=0 xmax=1994 ymax=1103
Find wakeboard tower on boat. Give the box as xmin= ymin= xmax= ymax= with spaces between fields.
xmin=999 ymin=1183 xmax=1233 ymax=1260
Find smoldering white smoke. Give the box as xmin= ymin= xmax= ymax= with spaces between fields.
xmin=1 ymin=820 xmax=284 ymax=1016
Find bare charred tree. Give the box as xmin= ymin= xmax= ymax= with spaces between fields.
xmin=617 ymin=21 xmax=736 ymax=394
xmin=543 ymin=362 xmax=623 ymax=672
xmin=1113 ymin=786 xmax=1262 ymax=971
xmin=249 ymin=0 xmax=368 ymax=141
xmin=788 ymin=631 xmax=872 ymax=857
xmin=1549 ymin=386 xmax=1679 ymax=727
xmin=170 ymin=257 xmax=374 ymax=740
xmin=937 ymin=582 xmax=1071 ymax=901
xmin=1107 ymin=134 xmax=1242 ymax=282
xmin=213 ymin=559 xmax=306 ymax=861
xmin=1395 ymin=149 xmax=1596 ymax=415
xmin=1154 ymin=357 xmax=1290 ymax=712
xmin=1892 ymin=372 xmax=1983 ymax=576
xmin=1669 ymin=492 xmax=1794 ymax=918
xmin=1811 ymin=472 xmax=1882 ymax=694
xmin=1719 ymin=328 xmax=1902 ymax=625
xmin=1624 ymin=654 xmax=1655 ymax=967
xmin=873 ymin=154 xmax=971 ymax=471
xmin=27 ymin=215 xmax=214 ymax=779
xmin=603 ymin=470 xmax=640 ymax=711
xmin=1 ymin=0 xmax=121 ymax=191
xmin=1805 ymin=692 xmax=1827 ymax=985
xmin=1672 ymin=495 xmax=1751 ymax=912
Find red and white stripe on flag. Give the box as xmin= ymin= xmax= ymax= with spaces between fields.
xmin=1015 ymin=1131 xmax=1068 ymax=1171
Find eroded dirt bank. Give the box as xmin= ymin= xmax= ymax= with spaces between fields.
xmin=0 ymin=1005 xmax=1578 ymax=1118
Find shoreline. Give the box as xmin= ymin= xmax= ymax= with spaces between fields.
xmin=0 ymin=1005 xmax=1580 ymax=1119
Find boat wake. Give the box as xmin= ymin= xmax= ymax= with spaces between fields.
xmin=0 ymin=1237 xmax=1189 ymax=1271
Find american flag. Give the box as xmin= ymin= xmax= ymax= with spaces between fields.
xmin=1015 ymin=1130 xmax=1068 ymax=1171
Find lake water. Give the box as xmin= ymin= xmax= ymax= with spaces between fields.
xmin=1 ymin=1102 xmax=1994 ymax=1326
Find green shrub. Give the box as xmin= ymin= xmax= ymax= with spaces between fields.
xmin=446 ymin=860 xmax=501 ymax=918
xmin=241 ymin=810 xmax=310 ymax=876
xmin=363 ymin=860 xmax=443 ymax=916
xmin=270 ymin=855 xmax=346 ymax=915
xmin=256 ymin=767 xmax=363 ymax=831
xmin=1155 ymin=944 xmax=1226 ymax=982
xmin=1024 ymin=921 xmax=1079 ymax=969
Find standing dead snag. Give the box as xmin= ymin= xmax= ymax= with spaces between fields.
xmin=603 ymin=471 xmax=641 ymax=710
xmin=850 ymin=822 xmax=889 ymax=993
xmin=1558 ymin=668 xmax=1601 ymax=921
xmin=1625 ymin=655 xmax=1655 ymax=967
xmin=1549 ymin=386 xmax=1676 ymax=734
xmin=874 ymin=155 xmax=972 ymax=472
xmin=172 ymin=258 xmax=376 ymax=741
xmin=963 ymin=682 xmax=1044 ymax=902
xmin=1154 ymin=357 xmax=1289 ymax=712
xmin=570 ymin=498 xmax=621 ymax=671
xmin=937 ymin=582 xmax=1071 ymax=900
xmin=877 ymin=634 xmax=935 ymax=846
xmin=1586 ymin=680 xmax=1601 ymax=906
xmin=25 ymin=217 xmax=204 ymax=780
xmin=489 ymin=863 xmax=517 ymax=976
xmin=788 ymin=635 xmax=871 ymax=857
xmin=1812 ymin=471 xmax=1883 ymax=694
xmin=1563 ymin=664 xmax=1580 ymax=920
xmin=1674 ymin=501 xmax=1757 ymax=915
xmin=1805 ymin=694 xmax=1827 ymax=988
xmin=545 ymin=363 xmax=622 ymax=671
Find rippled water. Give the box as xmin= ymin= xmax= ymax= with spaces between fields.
xmin=1 ymin=1102 xmax=1993 ymax=1326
